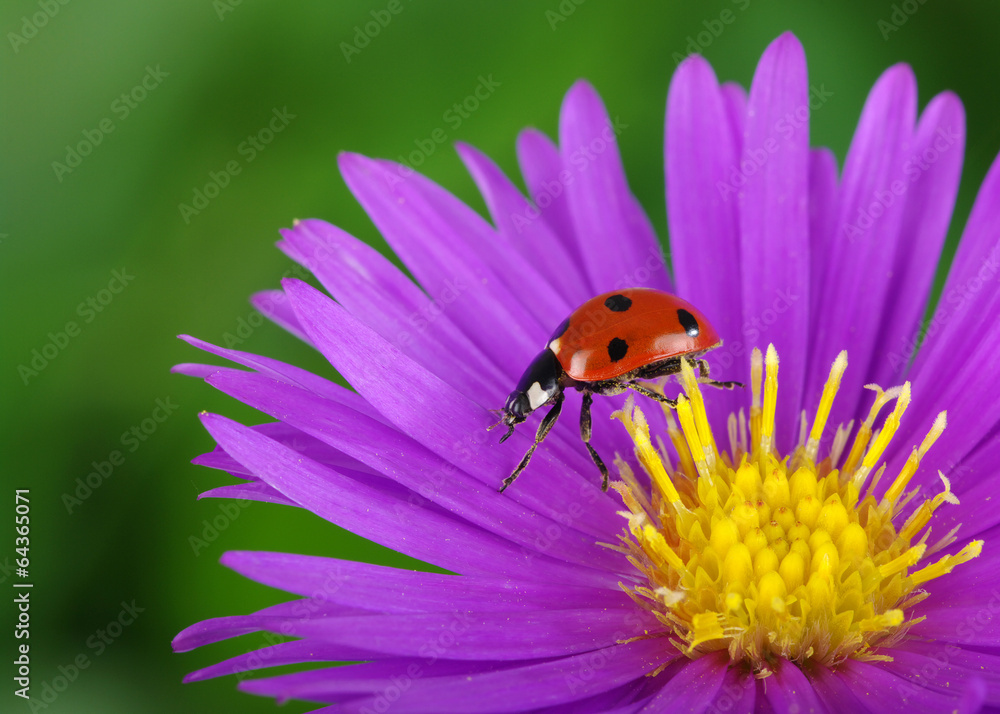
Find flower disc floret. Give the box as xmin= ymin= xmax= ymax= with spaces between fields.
xmin=613 ymin=345 xmax=981 ymax=671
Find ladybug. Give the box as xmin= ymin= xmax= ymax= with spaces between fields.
xmin=492 ymin=288 xmax=742 ymax=493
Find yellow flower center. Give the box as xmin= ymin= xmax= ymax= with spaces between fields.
xmin=611 ymin=345 xmax=981 ymax=673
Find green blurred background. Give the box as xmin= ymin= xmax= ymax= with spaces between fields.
xmin=3 ymin=0 xmax=999 ymax=711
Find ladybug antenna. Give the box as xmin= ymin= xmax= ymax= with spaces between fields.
xmin=486 ymin=412 xmax=518 ymax=443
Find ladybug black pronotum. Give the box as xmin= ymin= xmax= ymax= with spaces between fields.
xmin=492 ymin=288 xmax=742 ymax=493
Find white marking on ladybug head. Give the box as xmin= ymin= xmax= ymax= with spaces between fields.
xmin=526 ymin=381 xmax=549 ymax=411
xmin=548 ymin=337 xmax=562 ymax=352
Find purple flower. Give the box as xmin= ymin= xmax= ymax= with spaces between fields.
xmin=174 ymin=32 xmax=1000 ymax=713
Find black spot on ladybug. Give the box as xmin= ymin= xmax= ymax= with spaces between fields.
xmin=677 ymin=309 xmax=700 ymax=337
xmin=548 ymin=317 xmax=571 ymax=342
xmin=607 ymin=337 xmax=629 ymax=362
xmin=604 ymin=294 xmax=633 ymax=312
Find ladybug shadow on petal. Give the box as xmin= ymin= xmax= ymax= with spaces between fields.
xmin=490 ymin=288 xmax=744 ymax=493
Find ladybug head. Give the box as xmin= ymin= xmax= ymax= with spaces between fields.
xmin=492 ymin=349 xmax=564 ymax=442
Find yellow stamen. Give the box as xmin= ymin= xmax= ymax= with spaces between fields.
xmin=877 ymin=543 xmax=925 ymax=578
xmin=806 ymin=351 xmax=848 ymax=464
xmin=661 ymin=403 xmax=696 ymax=480
xmin=679 ymin=358 xmax=718 ymax=471
xmin=676 ymin=397 xmax=711 ymax=481
xmin=759 ymin=345 xmax=779 ymax=466
xmin=609 ymin=344 xmax=980 ymax=672
xmin=881 ymin=412 xmax=948 ymax=513
xmin=898 ymin=472 xmax=959 ymax=543
xmin=612 ymin=397 xmax=681 ymax=506
xmin=855 ymin=382 xmax=910 ymax=491
xmin=910 ymin=540 xmax=983 ymax=586
xmin=842 ymin=385 xmax=903 ymax=476
xmin=750 ymin=348 xmax=763 ymax=453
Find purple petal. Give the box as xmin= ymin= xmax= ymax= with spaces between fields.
xmin=839 ymin=658 xmax=974 ymax=713
xmin=892 ymin=148 xmax=1000 ymax=472
xmin=516 ymin=128 xmax=589 ymax=284
xmin=906 ymin=547 xmax=1000 ymax=646
xmin=199 ymin=412 xmax=597 ymax=581
xmin=959 ymin=678 xmax=989 ymax=714
xmin=184 ymin=640 xmax=352 ymax=683
xmin=282 ymin=277 xmax=624 ymax=526
xmin=719 ymin=81 xmax=747 ymax=157
xmin=250 ymin=289 xmax=311 ymax=343
xmin=221 ymin=551 xmax=631 ymax=613
xmin=717 ymin=665 xmax=757 ymax=713
xmin=199 ymin=482 xmax=297 ymax=507
xmin=193 ymin=420 xmax=370 ymax=479
xmin=249 ymin=608 xmax=660 ymax=662
xmin=203 ymin=370 xmax=625 ymax=570
xmin=173 ymin=334 xmax=384 ymax=421
xmin=636 ymin=652 xmax=728 ymax=713
xmin=926 ymin=433 xmax=1000 ymax=540
xmin=278 ymin=219 xmax=500 ymax=396
xmin=665 ymin=55 xmax=744 ymax=424
xmin=809 ymin=148 xmax=840 ymax=306
xmin=456 ymin=142 xmax=585 ymax=305
xmin=739 ymin=32 xmax=812 ymax=449
xmin=238 ymin=659 xmax=512 ymax=704
xmin=881 ymin=642 xmax=1000 ymax=705
xmin=808 ymin=666 xmax=868 ymax=713
xmin=247 ymin=640 xmax=668 ymax=713
xmin=764 ymin=659 xmax=824 ymax=713
xmin=528 ymin=686 xmax=657 ymax=714
xmin=174 ymin=599 xmax=362 ymax=652
xmin=808 ymin=64 xmax=917 ymax=430
xmin=338 ymin=152 xmax=564 ymax=372
xmin=559 ymin=80 xmax=672 ymax=294
xmin=865 ymin=92 xmax=965 ymax=390
xmin=906 ymin=614 xmax=1000 ymax=650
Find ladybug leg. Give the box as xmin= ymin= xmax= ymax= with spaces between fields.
xmin=499 ymin=391 xmax=565 ymax=493
xmin=694 ymin=359 xmax=744 ymax=390
xmin=579 ymin=392 xmax=610 ymax=491
xmin=627 ymin=381 xmax=679 ymax=409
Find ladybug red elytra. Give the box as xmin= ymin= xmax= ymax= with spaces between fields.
xmin=492 ymin=288 xmax=742 ymax=493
